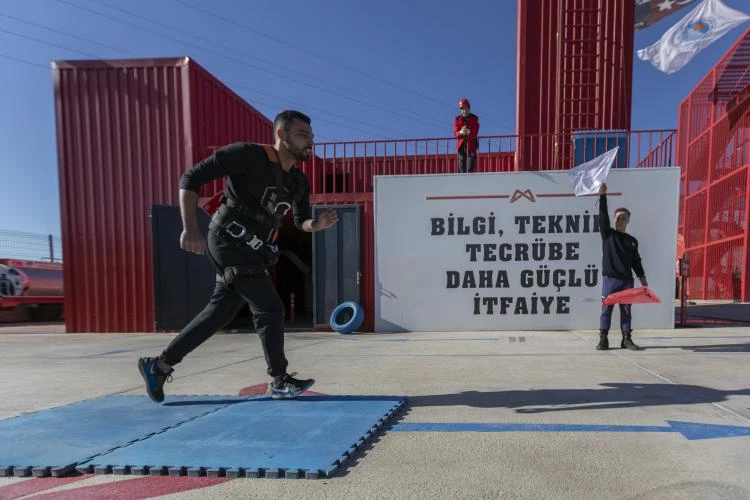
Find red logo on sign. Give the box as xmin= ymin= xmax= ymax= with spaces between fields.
xmin=510 ymin=189 xmax=536 ymax=203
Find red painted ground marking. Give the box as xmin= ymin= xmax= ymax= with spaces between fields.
xmin=28 ymin=476 xmax=229 ymax=500
xmin=0 ymin=475 xmax=90 ymax=499
xmin=238 ymin=383 xmax=322 ymax=396
xmin=238 ymin=383 xmax=269 ymax=396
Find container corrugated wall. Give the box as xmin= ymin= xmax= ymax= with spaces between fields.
xmin=516 ymin=0 xmax=634 ymax=170
xmin=53 ymin=57 xmax=273 ymax=332
xmin=188 ymin=61 xmax=274 ymax=199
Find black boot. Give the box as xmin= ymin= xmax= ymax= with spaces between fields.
xmin=596 ymin=329 xmax=609 ymax=350
xmin=621 ymin=331 xmax=640 ymax=350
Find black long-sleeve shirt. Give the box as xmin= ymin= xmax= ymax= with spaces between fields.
xmin=599 ymin=195 xmax=645 ymax=279
xmin=179 ymin=142 xmax=312 ymax=231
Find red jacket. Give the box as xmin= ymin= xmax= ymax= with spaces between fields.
xmin=454 ymin=113 xmax=480 ymax=153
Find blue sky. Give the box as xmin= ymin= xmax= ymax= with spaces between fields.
xmin=0 ymin=0 xmax=748 ymax=238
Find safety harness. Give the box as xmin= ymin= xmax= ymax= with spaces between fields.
xmin=210 ymin=145 xmax=295 ymax=283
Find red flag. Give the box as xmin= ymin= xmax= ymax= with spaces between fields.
xmin=603 ymin=287 xmax=662 ymax=305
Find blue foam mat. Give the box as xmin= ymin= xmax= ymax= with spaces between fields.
xmin=88 ymin=396 xmax=405 ymax=479
xmin=0 ymin=395 xmax=248 ymax=477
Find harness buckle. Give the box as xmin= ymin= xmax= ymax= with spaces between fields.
xmin=224 ymin=220 xmax=247 ymax=239
xmin=247 ymin=235 xmax=264 ymax=250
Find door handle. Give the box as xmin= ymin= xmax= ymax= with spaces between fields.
xmin=356 ymin=271 xmax=361 ymax=285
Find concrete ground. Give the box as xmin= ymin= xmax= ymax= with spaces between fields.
xmin=0 ymin=324 xmax=748 ymax=499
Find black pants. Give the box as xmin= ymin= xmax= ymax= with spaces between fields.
xmin=458 ymin=144 xmax=476 ymax=173
xmin=160 ymin=228 xmax=287 ymax=378
xmin=599 ymin=276 xmax=634 ymax=333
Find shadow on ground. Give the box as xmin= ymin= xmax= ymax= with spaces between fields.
xmin=408 ymin=383 xmax=750 ymax=413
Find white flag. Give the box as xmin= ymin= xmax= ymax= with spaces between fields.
xmin=568 ymin=146 xmax=619 ymax=196
xmin=637 ymin=0 xmax=750 ymax=74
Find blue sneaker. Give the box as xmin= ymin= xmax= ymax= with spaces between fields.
xmin=138 ymin=357 xmax=173 ymax=403
xmin=270 ymin=373 xmax=315 ymax=399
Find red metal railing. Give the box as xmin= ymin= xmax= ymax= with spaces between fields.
xmin=678 ymin=27 xmax=750 ymax=302
xmin=299 ymin=130 xmax=676 ymax=196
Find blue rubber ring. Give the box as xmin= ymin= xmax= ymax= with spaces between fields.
xmin=329 ymin=301 xmax=364 ymax=334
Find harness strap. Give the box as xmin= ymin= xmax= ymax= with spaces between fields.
xmin=209 ymin=219 xmax=280 ymax=265
xmin=260 ymin=144 xmax=281 ymax=164
xmin=218 ymin=264 xmax=269 ymax=286
xmin=220 ymin=197 xmax=275 ymax=227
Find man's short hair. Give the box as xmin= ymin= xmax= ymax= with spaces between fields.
xmin=274 ymin=110 xmax=311 ymax=134
xmin=614 ymin=207 xmax=631 ymax=218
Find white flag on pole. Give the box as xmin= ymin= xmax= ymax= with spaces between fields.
xmin=637 ymin=0 xmax=750 ymax=74
xmin=568 ymin=146 xmax=619 ymax=196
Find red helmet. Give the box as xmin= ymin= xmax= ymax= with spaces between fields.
xmin=458 ymin=98 xmax=470 ymax=109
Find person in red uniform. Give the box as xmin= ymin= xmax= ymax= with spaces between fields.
xmin=453 ymin=98 xmax=480 ymax=173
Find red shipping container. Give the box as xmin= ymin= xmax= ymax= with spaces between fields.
xmin=53 ymin=57 xmax=273 ymax=332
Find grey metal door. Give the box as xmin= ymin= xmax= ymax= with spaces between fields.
xmin=312 ymin=204 xmax=361 ymax=327
xmin=151 ymin=205 xmax=215 ymax=330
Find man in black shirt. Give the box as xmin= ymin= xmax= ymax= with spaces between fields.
xmin=597 ymin=183 xmax=647 ymax=351
xmin=138 ymin=110 xmax=339 ymax=403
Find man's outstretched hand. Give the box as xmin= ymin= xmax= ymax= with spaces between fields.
xmin=599 ymin=183 xmax=607 ymax=195
xmin=315 ymin=209 xmax=339 ymax=230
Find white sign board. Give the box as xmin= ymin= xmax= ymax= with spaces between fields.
xmin=374 ymin=168 xmax=680 ymax=332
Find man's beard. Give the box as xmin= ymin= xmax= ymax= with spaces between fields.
xmin=284 ymin=137 xmax=311 ymax=161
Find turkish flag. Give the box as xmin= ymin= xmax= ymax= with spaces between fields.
xmin=635 ymin=0 xmax=697 ymax=31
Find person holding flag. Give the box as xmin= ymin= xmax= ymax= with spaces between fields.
xmin=596 ymin=183 xmax=647 ymax=351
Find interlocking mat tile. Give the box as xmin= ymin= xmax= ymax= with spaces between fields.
xmin=1 ymin=395 xmax=405 ymax=479
xmin=0 ymin=395 xmax=245 ymax=477
xmin=87 ymin=396 xmax=405 ymax=479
